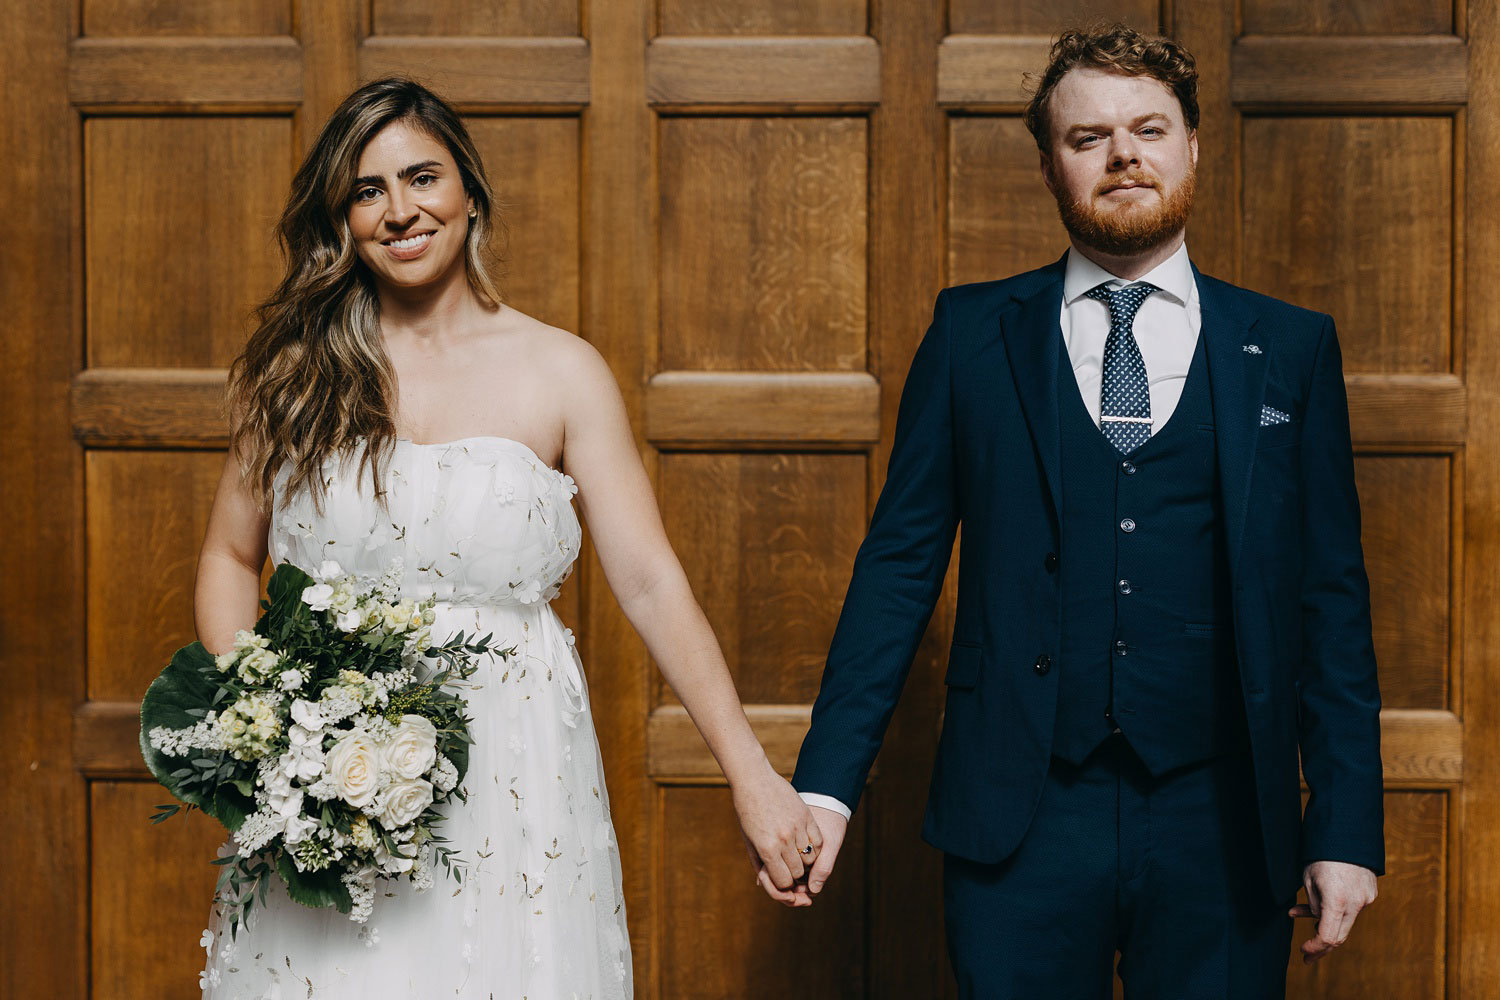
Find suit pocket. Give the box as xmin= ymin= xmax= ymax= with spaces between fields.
xmin=1183 ymin=622 xmax=1217 ymax=637
xmin=1255 ymin=420 xmax=1298 ymax=451
xmin=945 ymin=643 xmax=983 ymax=689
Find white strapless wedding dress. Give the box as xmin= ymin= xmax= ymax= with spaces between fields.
xmin=201 ymin=437 xmax=632 ymax=999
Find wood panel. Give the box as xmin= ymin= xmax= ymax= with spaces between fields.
xmin=659 ymin=0 xmax=866 ymax=35
xmin=85 ymin=116 xmax=291 ymax=368
xmin=647 ymin=704 xmax=814 ymax=779
xmin=86 ymin=451 xmax=223 ymax=701
xmin=1355 ymin=455 xmax=1451 ymax=709
xmin=91 ymin=782 xmax=226 ymax=1000
xmin=357 ymin=39 xmax=590 ymax=107
xmin=948 ymin=115 xmax=1067 ymax=284
xmin=83 ymin=0 xmax=291 ymax=38
xmin=71 ymin=369 xmax=229 ymax=448
xmin=1286 ymin=792 xmax=1446 ymax=998
xmin=658 ymin=453 xmax=866 ymax=703
xmin=646 ymin=372 xmax=881 ymax=444
xmin=1243 ymin=0 xmax=1452 ymax=36
xmin=659 ymin=787 xmax=867 ymax=998
xmin=659 ymin=116 xmax=868 ymax=371
xmin=1242 ymin=116 xmax=1453 ymax=374
xmin=465 ymin=117 xmax=580 ymax=331
xmin=1232 ymin=37 xmax=1468 ymax=106
xmin=938 ymin=37 xmax=1054 ymax=107
xmin=371 ymin=0 xmax=579 ymax=37
xmin=947 ymin=0 xmax=1159 ymax=35
xmin=69 ymin=38 xmax=303 ymax=107
xmin=647 ymin=38 xmax=882 ymax=106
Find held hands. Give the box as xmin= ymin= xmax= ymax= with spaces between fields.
xmin=731 ymin=764 xmax=824 ymax=908
xmin=1289 ymin=860 xmax=1378 ymax=963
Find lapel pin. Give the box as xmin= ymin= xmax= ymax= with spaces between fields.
xmin=1243 ymin=344 xmax=1262 ymax=355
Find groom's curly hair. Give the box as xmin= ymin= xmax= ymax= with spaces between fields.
xmin=1024 ymin=24 xmax=1200 ymax=154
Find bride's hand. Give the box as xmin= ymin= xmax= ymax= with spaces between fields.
xmin=731 ymin=763 xmax=822 ymax=908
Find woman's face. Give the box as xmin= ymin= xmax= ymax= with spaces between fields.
xmin=347 ymin=120 xmax=474 ymax=291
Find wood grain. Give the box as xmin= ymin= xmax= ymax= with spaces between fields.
xmin=1380 ymin=709 xmax=1463 ymax=785
xmin=91 ymin=782 xmax=227 ymax=1000
xmin=645 ymin=372 xmax=880 ymax=443
xmin=1232 ymin=37 xmax=1467 ymax=106
xmin=371 ymin=0 xmax=579 ymax=37
xmin=1242 ymin=116 xmax=1452 ymax=374
xmin=937 ymin=35 xmax=1051 ymax=108
xmin=357 ymin=38 xmax=590 ymax=107
xmin=658 ymin=452 xmax=866 ymax=704
xmin=465 ymin=116 xmax=581 ymax=331
xmin=69 ymin=37 xmax=303 ymax=106
xmin=659 ymin=116 xmax=868 ymax=371
xmin=947 ymin=115 xmax=1068 ymax=284
xmin=1243 ymin=0 xmax=1452 ymax=36
xmin=659 ymin=787 xmax=867 ymax=998
xmin=647 ymin=37 xmax=881 ymax=105
xmin=1345 ymin=374 xmax=1465 ymax=444
xmin=83 ymin=0 xmax=292 ymax=37
xmin=85 ymin=116 xmax=291 ymax=368
xmin=86 ymin=451 xmax=225 ymax=701
xmin=647 ymin=704 xmax=813 ymax=779
xmin=1 ymin=0 xmax=85 ymax=995
xmin=1355 ymin=455 xmax=1451 ymax=710
xmin=659 ymin=0 xmax=866 ymax=35
xmin=1286 ymin=792 xmax=1446 ymax=998
xmin=948 ymin=0 xmax=1159 ymax=35
xmin=72 ymin=368 xmax=228 ymax=448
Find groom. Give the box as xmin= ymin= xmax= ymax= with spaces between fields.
xmin=785 ymin=25 xmax=1383 ymax=997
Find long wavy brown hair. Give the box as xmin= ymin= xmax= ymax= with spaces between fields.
xmin=228 ymin=78 xmax=504 ymax=510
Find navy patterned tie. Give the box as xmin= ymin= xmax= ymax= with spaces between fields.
xmin=1085 ymin=281 xmax=1160 ymax=455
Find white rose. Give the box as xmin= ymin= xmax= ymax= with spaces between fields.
xmin=336 ymin=608 xmax=362 ymax=633
xmin=372 ymin=837 xmax=418 ymax=875
xmin=381 ymin=715 xmax=438 ymax=780
xmin=301 ymin=583 xmax=334 ymax=611
xmin=316 ymin=560 xmax=343 ymax=581
xmin=325 ymin=733 xmax=381 ymax=809
xmin=377 ymin=778 xmax=434 ymax=830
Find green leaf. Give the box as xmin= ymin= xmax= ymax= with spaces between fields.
xmin=275 ymin=853 xmax=352 ymax=913
xmin=259 ymin=563 xmax=315 ymax=638
xmin=139 ymin=642 xmax=255 ymax=830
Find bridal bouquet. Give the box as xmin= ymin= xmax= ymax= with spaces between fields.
xmin=141 ymin=560 xmax=513 ymax=935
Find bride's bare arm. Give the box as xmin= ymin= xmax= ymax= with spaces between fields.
xmin=195 ymin=452 xmax=270 ymax=655
xmin=555 ymin=336 xmax=822 ymax=903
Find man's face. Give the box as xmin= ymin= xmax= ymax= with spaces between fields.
xmin=1040 ymin=66 xmax=1198 ymax=257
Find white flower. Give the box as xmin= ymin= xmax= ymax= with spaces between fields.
xmin=509 ymin=578 xmax=543 ymax=604
xmin=558 ymin=472 xmax=579 ymax=496
xmin=290 ymin=699 xmax=324 ymax=731
xmin=380 ymin=715 xmax=438 ymax=780
xmin=430 ymin=755 xmax=458 ymax=793
xmin=507 ymin=734 xmax=525 ymax=755
xmin=376 ymin=778 xmax=434 ymax=828
xmin=283 ymin=812 xmax=318 ymax=846
xmin=372 ymin=838 xmax=418 ymax=875
xmin=325 ymin=733 xmax=382 ymax=809
xmin=198 ymin=968 xmax=221 ymax=989
xmin=199 ymin=928 xmax=214 ymax=953
xmin=278 ymin=667 xmax=306 ymax=692
xmin=301 ymin=582 xmax=334 ymax=611
xmin=336 ymin=608 xmax=362 ymax=633
xmin=315 ymin=560 xmax=344 ymax=581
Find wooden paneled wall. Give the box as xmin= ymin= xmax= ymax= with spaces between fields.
xmin=3 ymin=1 xmax=1497 ymax=997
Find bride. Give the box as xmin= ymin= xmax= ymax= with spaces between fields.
xmin=192 ymin=78 xmax=820 ymax=998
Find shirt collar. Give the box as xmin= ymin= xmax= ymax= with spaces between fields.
xmin=1062 ymin=241 xmax=1194 ymax=307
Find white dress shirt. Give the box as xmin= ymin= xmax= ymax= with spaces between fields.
xmin=798 ymin=244 xmax=1204 ymax=821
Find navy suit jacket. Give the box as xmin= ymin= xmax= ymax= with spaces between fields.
xmin=793 ymin=254 xmax=1385 ymax=899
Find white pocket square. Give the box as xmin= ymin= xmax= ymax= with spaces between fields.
xmin=1260 ymin=405 xmax=1291 ymax=427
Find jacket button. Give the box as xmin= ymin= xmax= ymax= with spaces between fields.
xmin=1120 ymin=517 xmax=1137 ymax=533
xmin=1044 ymin=552 xmax=1059 ymax=573
xmin=1114 ymin=639 xmax=1128 ymax=655
xmin=1117 ymin=579 xmax=1132 ymax=595
xmin=1121 ymin=461 xmax=1137 ymax=475
xmin=1034 ymin=654 xmax=1053 ymax=676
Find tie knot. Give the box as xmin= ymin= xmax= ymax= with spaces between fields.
xmin=1085 ymin=281 xmax=1160 ymax=327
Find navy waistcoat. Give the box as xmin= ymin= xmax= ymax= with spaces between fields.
xmin=1052 ymin=333 xmax=1248 ymax=774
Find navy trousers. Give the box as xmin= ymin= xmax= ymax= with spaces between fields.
xmin=943 ymin=737 xmax=1293 ymax=999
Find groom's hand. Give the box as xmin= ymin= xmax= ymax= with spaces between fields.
xmin=1289 ymin=860 xmax=1378 ymax=963
xmin=805 ymin=805 xmax=847 ymax=896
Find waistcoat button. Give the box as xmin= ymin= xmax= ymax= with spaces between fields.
xmin=1120 ymin=517 xmax=1137 ymax=533
xmin=1034 ymin=654 xmax=1053 ymax=676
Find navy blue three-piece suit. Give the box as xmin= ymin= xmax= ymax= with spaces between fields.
xmin=793 ymin=254 xmax=1385 ymax=997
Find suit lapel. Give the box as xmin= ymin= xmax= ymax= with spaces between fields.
xmin=998 ymin=259 xmax=1067 ymax=517
xmin=1197 ymin=268 xmax=1267 ymax=578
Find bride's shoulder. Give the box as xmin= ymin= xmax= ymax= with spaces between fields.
xmin=487 ymin=306 xmax=614 ymax=392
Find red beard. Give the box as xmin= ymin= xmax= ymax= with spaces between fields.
xmin=1055 ymin=166 xmax=1196 ymax=257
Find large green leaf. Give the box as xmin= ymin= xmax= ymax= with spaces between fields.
xmin=275 ymin=853 xmax=353 ymax=913
xmin=260 ymin=562 xmax=315 ymax=636
xmin=139 ymin=641 xmax=254 ymax=830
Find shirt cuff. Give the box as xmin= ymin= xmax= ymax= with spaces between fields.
xmin=799 ymin=792 xmax=853 ymax=820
